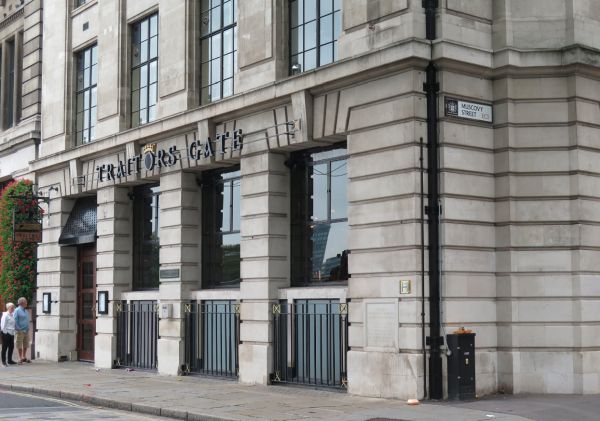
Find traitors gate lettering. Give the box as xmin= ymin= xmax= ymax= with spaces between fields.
xmin=97 ymin=130 xmax=243 ymax=182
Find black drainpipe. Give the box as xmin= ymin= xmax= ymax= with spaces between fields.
xmin=422 ymin=0 xmax=444 ymax=400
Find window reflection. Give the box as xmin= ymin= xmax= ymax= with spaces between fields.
xmin=289 ymin=0 xmax=342 ymax=74
xmin=131 ymin=14 xmax=158 ymax=127
xmin=203 ymin=168 xmax=241 ymax=288
xmin=291 ymin=145 xmax=348 ymax=285
xmin=200 ymin=0 xmax=237 ymax=104
xmin=133 ymin=184 xmax=160 ymax=290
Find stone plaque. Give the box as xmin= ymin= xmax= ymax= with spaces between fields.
xmin=160 ymin=268 xmax=180 ymax=279
xmin=365 ymin=301 xmax=398 ymax=350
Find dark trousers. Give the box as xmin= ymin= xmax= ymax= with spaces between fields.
xmin=1 ymin=332 xmax=14 ymax=364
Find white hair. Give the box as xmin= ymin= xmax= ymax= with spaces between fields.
xmin=17 ymin=297 xmax=27 ymax=305
xmin=6 ymin=302 xmax=15 ymax=310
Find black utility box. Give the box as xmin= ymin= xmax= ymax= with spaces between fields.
xmin=446 ymin=332 xmax=476 ymax=400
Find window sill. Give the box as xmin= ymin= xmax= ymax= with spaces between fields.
xmin=71 ymin=0 xmax=97 ymax=18
xmin=279 ymin=285 xmax=348 ymax=302
xmin=190 ymin=289 xmax=240 ymax=301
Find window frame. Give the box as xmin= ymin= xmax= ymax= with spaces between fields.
xmin=201 ymin=166 xmax=241 ymax=289
xmin=74 ymin=43 xmax=98 ymax=145
xmin=132 ymin=183 xmax=161 ymax=291
xmin=199 ymin=0 xmax=238 ymax=105
xmin=290 ymin=144 xmax=349 ymax=286
xmin=131 ymin=13 xmax=159 ymax=128
xmin=5 ymin=38 xmax=15 ymax=129
xmin=288 ymin=0 xmax=342 ymax=75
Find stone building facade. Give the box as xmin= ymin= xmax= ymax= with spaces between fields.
xmin=0 ymin=0 xmax=42 ymax=186
xmin=32 ymin=0 xmax=600 ymax=400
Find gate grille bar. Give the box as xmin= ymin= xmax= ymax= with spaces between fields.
xmin=116 ymin=300 xmax=158 ymax=370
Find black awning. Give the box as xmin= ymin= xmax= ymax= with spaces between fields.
xmin=58 ymin=197 xmax=97 ymax=246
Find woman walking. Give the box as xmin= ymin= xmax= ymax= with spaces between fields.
xmin=1 ymin=302 xmax=17 ymax=367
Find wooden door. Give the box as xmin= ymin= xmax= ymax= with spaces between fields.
xmin=77 ymin=245 xmax=96 ymax=361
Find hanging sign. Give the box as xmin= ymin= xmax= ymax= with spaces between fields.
xmin=445 ymin=97 xmax=492 ymax=123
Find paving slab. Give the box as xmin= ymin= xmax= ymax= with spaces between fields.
xmin=0 ymin=361 xmax=534 ymax=421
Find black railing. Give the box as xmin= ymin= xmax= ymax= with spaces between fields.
xmin=272 ymin=299 xmax=348 ymax=388
xmin=115 ymin=300 xmax=158 ymax=370
xmin=183 ymin=300 xmax=240 ymax=378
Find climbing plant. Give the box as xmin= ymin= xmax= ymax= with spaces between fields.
xmin=0 ymin=179 xmax=42 ymax=305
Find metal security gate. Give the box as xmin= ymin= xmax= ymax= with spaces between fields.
xmin=183 ymin=300 xmax=240 ymax=378
xmin=272 ymin=299 xmax=348 ymax=388
xmin=116 ymin=300 xmax=158 ymax=370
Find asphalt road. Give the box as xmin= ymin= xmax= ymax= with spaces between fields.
xmin=0 ymin=389 xmax=172 ymax=421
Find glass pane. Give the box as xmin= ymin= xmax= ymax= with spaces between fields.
xmin=219 ymin=232 xmax=240 ymax=286
xmin=330 ymin=159 xmax=347 ymax=219
xmin=132 ymin=111 xmax=140 ymax=127
xmin=223 ymin=53 xmax=233 ymax=79
xmin=150 ymin=14 xmax=158 ymax=37
xmin=311 ymin=163 xmax=328 ymax=221
xmin=211 ymin=83 xmax=221 ymax=101
xmin=140 ymin=40 xmax=148 ymax=63
xmin=132 ymin=90 xmax=140 ymax=111
xmin=291 ymin=0 xmax=302 ymax=27
xmin=201 ymin=61 xmax=211 ymax=87
xmin=224 ymin=0 xmax=233 ymax=26
xmin=132 ymin=44 xmax=141 ymax=66
xmin=84 ymin=90 xmax=90 ymax=111
xmin=320 ymin=43 xmax=333 ymax=66
xmin=82 ymin=262 xmax=94 ymax=289
xmin=132 ymin=23 xmax=141 ymax=44
xmin=83 ymin=67 xmax=90 ymax=87
xmin=76 ymin=112 xmax=84 ymax=132
xmin=321 ymin=0 xmax=332 ymax=16
xmin=224 ymin=28 xmax=234 ymax=54
xmin=311 ymin=221 xmax=348 ymax=282
xmin=140 ymin=86 xmax=148 ymax=110
xmin=304 ymin=48 xmax=316 ymax=71
xmin=84 ymin=49 xmax=91 ymax=68
xmin=291 ymin=26 xmax=303 ymax=54
xmin=305 ymin=0 xmax=317 ymax=22
xmin=91 ymin=87 xmax=97 ymax=107
xmin=201 ymin=87 xmax=211 ymax=104
xmin=211 ymin=58 xmax=221 ymax=81
xmin=132 ymin=67 xmax=140 ymax=90
xmin=320 ymin=14 xmax=333 ymax=44
xmin=77 ymin=70 xmax=84 ymax=91
xmin=141 ymin=19 xmax=149 ymax=41
xmin=140 ymin=64 xmax=148 ymax=87
xmin=148 ymin=105 xmax=156 ymax=122
xmin=334 ymin=11 xmax=342 ymax=40
xmin=149 ymin=60 xmax=158 ymax=84
xmin=149 ymin=83 xmax=157 ymax=106
xmin=201 ymin=38 xmax=211 ymax=63
xmin=77 ymin=93 xmax=84 ymax=113
xmin=305 ymin=21 xmax=317 ymax=50
xmin=221 ymin=180 xmax=232 ymax=232
xmin=223 ymin=78 xmax=233 ymax=98
xmin=82 ymin=324 xmax=94 ymax=352
xmin=91 ymin=64 xmax=98 ymax=85
xmin=91 ymin=45 xmax=98 ymax=65
xmin=211 ymin=6 xmax=221 ymax=32
xmin=211 ymin=34 xmax=222 ymax=59
xmin=150 ymin=36 xmax=158 ymax=59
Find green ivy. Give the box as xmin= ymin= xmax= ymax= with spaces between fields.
xmin=0 ymin=180 xmax=42 ymax=305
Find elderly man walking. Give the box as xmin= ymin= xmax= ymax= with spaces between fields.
xmin=14 ymin=297 xmax=30 ymax=364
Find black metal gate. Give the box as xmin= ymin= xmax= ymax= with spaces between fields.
xmin=272 ymin=299 xmax=348 ymax=388
xmin=183 ymin=300 xmax=240 ymax=378
xmin=115 ymin=300 xmax=158 ymax=370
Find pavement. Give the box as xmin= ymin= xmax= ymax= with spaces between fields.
xmin=0 ymin=361 xmax=596 ymax=421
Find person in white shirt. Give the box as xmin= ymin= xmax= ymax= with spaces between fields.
xmin=1 ymin=302 xmax=17 ymax=367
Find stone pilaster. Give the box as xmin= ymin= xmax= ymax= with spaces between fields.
xmin=36 ymin=196 xmax=77 ymax=361
xmin=157 ymin=171 xmax=201 ymax=375
xmin=95 ymin=186 xmax=132 ymax=369
xmin=238 ymin=152 xmax=290 ymax=384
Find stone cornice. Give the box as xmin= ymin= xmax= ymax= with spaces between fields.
xmin=0 ymin=6 xmax=23 ymax=31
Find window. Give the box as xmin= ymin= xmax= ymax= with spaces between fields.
xmin=132 ymin=184 xmax=160 ymax=290
xmin=75 ymin=44 xmax=98 ymax=144
xmin=200 ymin=0 xmax=237 ymax=104
xmin=289 ymin=0 xmax=341 ymax=74
xmin=202 ymin=167 xmax=241 ymax=288
xmin=76 ymin=0 xmax=87 ymax=7
xmin=131 ymin=13 xmax=158 ymax=127
xmin=5 ymin=39 xmax=15 ymax=128
xmin=291 ymin=146 xmax=348 ymax=285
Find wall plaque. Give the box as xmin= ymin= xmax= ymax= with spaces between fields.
xmin=365 ymin=301 xmax=398 ymax=350
xmin=445 ymin=97 xmax=492 ymax=123
xmin=160 ymin=268 xmax=180 ymax=279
